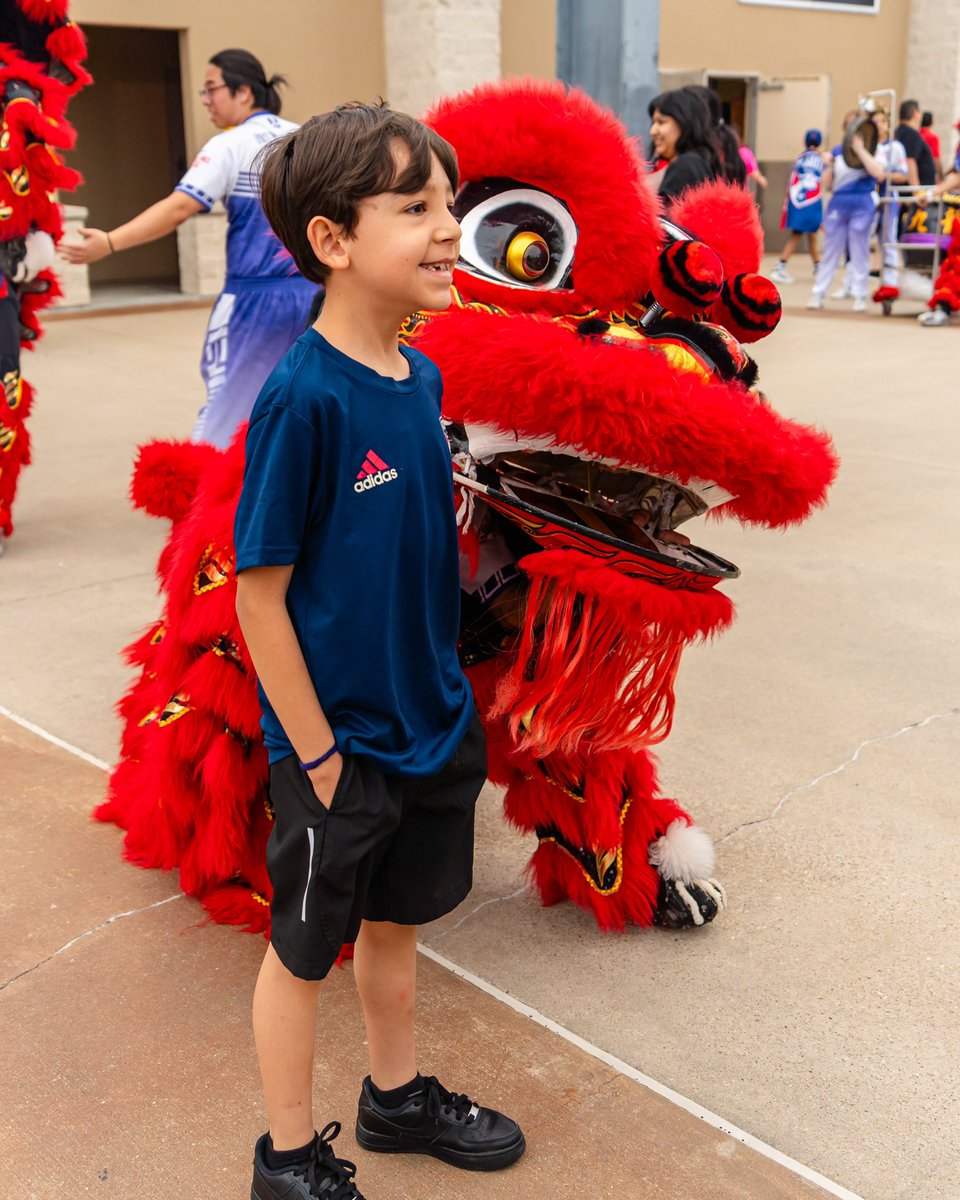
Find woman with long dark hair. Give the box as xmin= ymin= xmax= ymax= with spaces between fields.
xmin=62 ymin=49 xmax=317 ymax=448
xmin=682 ymin=84 xmax=748 ymax=186
xmin=647 ymin=88 xmax=724 ymax=203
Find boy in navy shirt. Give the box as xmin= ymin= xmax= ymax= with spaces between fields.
xmin=235 ymin=103 xmax=525 ymax=1200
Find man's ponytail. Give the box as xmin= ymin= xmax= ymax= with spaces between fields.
xmin=264 ymin=73 xmax=287 ymax=116
xmin=209 ymin=49 xmax=287 ymax=116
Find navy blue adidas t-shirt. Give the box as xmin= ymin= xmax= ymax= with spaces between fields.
xmin=234 ymin=328 xmax=473 ymax=775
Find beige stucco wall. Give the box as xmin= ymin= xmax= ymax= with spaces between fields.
xmin=660 ymin=0 xmax=909 ymax=150
xmin=904 ymin=0 xmax=960 ymax=162
xmin=384 ymin=0 xmax=502 ymax=115
xmin=70 ymin=0 xmax=388 ymax=159
xmin=501 ymin=0 xmax=556 ymax=81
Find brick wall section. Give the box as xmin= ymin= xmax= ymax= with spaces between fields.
xmin=384 ymin=0 xmax=502 ymax=117
xmin=904 ymin=0 xmax=960 ymax=167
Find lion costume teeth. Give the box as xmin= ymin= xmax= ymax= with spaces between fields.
xmin=100 ymin=79 xmax=837 ymax=937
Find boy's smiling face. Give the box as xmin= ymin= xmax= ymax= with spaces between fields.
xmin=335 ymin=145 xmax=461 ymax=320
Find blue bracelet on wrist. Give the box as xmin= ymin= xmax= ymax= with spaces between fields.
xmin=299 ymin=743 xmax=339 ymax=771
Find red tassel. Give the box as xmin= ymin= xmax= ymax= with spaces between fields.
xmin=492 ymin=550 xmax=733 ymax=756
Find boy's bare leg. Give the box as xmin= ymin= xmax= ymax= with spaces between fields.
xmin=354 ymin=920 xmax=418 ymax=1089
xmin=253 ymin=942 xmax=322 ymax=1149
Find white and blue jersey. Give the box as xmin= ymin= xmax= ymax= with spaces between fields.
xmin=828 ymin=147 xmax=876 ymax=211
xmin=176 ymin=112 xmax=317 ymax=449
xmin=784 ymin=149 xmax=824 ymax=233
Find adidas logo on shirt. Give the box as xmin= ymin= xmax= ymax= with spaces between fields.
xmin=354 ymin=449 xmax=398 ymax=493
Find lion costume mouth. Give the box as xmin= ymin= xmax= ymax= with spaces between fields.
xmin=449 ymin=421 xmax=739 ymax=591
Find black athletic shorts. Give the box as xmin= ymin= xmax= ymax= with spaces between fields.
xmin=266 ymin=711 xmax=486 ymax=981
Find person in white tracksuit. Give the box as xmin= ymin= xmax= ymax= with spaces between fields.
xmin=807 ymin=127 xmax=888 ymax=313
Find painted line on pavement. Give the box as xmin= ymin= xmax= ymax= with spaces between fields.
xmin=2 ymin=705 xmax=864 ymax=1200
xmin=0 ymin=705 xmax=111 ymax=771
xmin=418 ymin=943 xmax=863 ymax=1200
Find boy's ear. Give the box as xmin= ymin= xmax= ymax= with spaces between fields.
xmin=307 ymin=215 xmax=350 ymax=273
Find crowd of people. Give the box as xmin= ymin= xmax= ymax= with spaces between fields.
xmin=648 ymin=89 xmax=959 ymax=323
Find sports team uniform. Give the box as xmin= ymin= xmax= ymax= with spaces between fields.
xmin=176 ymin=111 xmax=317 ymax=449
xmin=783 ymin=149 xmax=824 ymax=233
xmin=234 ymin=330 xmax=482 ymax=980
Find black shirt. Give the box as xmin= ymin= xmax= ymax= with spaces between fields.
xmin=658 ymin=151 xmax=716 ymax=201
xmin=895 ymin=123 xmax=936 ymax=186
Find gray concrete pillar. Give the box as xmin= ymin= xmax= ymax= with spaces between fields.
xmin=384 ymin=0 xmax=502 ymax=117
xmin=556 ymin=0 xmax=660 ymax=139
xmin=904 ymin=0 xmax=960 ymax=167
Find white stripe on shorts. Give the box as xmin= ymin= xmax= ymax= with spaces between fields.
xmin=301 ymin=827 xmax=315 ymax=923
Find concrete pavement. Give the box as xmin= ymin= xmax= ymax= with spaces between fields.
xmin=1 ymin=271 xmax=957 ymax=1199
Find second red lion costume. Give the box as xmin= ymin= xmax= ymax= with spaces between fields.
xmin=98 ymin=80 xmax=838 ymax=937
xmin=0 ymin=0 xmax=89 ymax=544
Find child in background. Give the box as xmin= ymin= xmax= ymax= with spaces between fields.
xmin=771 ymin=130 xmax=825 ymax=284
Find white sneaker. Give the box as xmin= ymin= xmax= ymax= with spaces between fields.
xmin=852 ymin=297 xmax=867 ymax=313
xmin=771 ymin=265 xmax=794 ymax=284
xmin=830 ymin=286 xmax=852 ymax=300
xmin=806 ymin=296 xmax=824 ymax=310
xmin=919 ymin=307 xmax=949 ymax=326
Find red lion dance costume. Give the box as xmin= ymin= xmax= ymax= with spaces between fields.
xmin=98 ymin=81 xmax=837 ymax=936
xmin=928 ymin=209 xmax=960 ymax=321
xmin=0 ymin=0 xmax=89 ymax=545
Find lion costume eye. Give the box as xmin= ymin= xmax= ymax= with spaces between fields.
xmin=505 ymin=231 xmax=551 ymax=281
xmin=454 ymin=177 xmax=577 ymax=290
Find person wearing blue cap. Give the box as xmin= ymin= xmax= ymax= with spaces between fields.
xmin=771 ymin=129 xmax=827 ymax=284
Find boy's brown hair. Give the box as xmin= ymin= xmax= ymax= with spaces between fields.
xmin=258 ymin=101 xmax=459 ymax=283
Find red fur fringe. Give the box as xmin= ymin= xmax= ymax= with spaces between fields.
xmin=669 ymin=180 xmax=764 ymax=277
xmin=492 ymin=550 xmax=733 ymax=756
xmin=45 ymin=22 xmax=92 ymax=93
xmin=503 ymin=751 xmax=691 ymax=929
xmin=0 ymin=378 xmax=34 ymax=537
xmin=930 ymin=225 xmax=960 ymax=312
xmin=416 ymin=308 xmax=838 ymax=528
xmin=16 ymin=0 xmax=70 ymax=21
xmin=0 ymin=15 xmax=89 ymax=540
xmin=131 ymin=439 xmax=220 ymax=522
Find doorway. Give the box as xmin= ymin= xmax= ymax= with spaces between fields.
xmin=66 ymin=25 xmax=187 ymax=290
xmin=707 ymin=74 xmax=759 ymax=152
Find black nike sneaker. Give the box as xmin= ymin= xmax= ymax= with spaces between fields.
xmin=355 ymin=1074 xmax=525 ymax=1171
xmin=251 ymin=1121 xmax=365 ymax=1199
